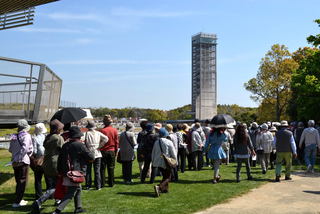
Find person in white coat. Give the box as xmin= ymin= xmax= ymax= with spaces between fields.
xmin=256 ymin=123 xmax=274 ymax=174
xmin=152 ymin=128 xmax=177 ymax=197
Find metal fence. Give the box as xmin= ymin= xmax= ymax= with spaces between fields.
xmin=0 ymin=56 xmax=62 ymax=125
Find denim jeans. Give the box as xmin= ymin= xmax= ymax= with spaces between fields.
xmin=304 ymin=144 xmax=317 ymax=167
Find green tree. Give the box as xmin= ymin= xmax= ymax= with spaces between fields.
xmin=244 ymin=44 xmax=298 ymax=121
xmin=290 ymin=47 xmax=320 ymax=121
xmin=307 ymin=19 xmax=320 ymax=47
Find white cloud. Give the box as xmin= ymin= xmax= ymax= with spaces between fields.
xmin=52 ymin=59 xmax=190 ymax=65
xmin=111 ymin=8 xmax=204 ymax=18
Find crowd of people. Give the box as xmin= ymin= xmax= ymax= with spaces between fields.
xmin=8 ymin=115 xmax=320 ymax=213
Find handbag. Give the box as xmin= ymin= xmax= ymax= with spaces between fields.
xmin=66 ymin=151 xmax=85 ymax=183
xmin=30 ymin=155 xmax=44 ymax=169
xmin=159 ymin=139 xmax=177 ymax=168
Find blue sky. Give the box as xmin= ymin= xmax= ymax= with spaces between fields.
xmin=1 ymin=0 xmax=319 ymax=110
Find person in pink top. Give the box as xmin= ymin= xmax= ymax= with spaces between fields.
xmin=9 ymin=119 xmax=33 ymax=208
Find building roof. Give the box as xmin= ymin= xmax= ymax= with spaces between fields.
xmin=0 ymin=0 xmax=59 ymax=14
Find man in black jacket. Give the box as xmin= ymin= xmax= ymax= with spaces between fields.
xmin=53 ymin=126 xmax=94 ymax=214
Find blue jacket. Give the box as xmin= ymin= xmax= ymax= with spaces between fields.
xmin=204 ymin=132 xmax=227 ymax=160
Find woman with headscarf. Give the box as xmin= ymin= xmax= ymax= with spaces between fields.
xmin=30 ymin=123 xmax=47 ymax=199
xmin=234 ymin=124 xmax=255 ymax=182
xmin=9 ymin=119 xmax=33 ymax=208
xmin=119 ymin=122 xmax=137 ymax=184
xmin=204 ymin=127 xmax=228 ymax=184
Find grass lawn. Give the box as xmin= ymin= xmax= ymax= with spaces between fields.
xmin=0 ymin=148 xmax=277 ymax=214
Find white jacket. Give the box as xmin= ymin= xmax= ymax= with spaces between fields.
xmin=299 ymin=127 xmax=320 ymax=148
xmin=256 ymin=131 xmax=274 ymax=153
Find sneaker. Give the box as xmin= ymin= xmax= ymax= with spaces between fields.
xmin=307 ymin=164 xmax=312 ymax=173
xmin=154 ymin=185 xmax=160 ymax=197
xmin=212 ymin=179 xmax=217 ymax=184
xmin=216 ymin=175 xmax=221 ymax=182
xmin=54 ymin=200 xmax=61 ymax=206
xmin=12 ymin=200 xmax=28 ymax=208
xmin=31 ymin=200 xmax=41 ymax=214
xmin=285 ymin=176 xmax=292 ymax=180
xmin=74 ymin=207 xmax=86 ymax=213
xmin=275 ymin=176 xmax=280 ymax=182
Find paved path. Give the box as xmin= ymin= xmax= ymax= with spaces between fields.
xmin=195 ymin=172 xmax=320 ymax=214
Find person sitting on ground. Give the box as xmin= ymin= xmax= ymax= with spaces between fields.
xmin=234 ymin=124 xmax=255 ymax=182
xmin=9 ymin=119 xmax=33 ymax=208
xmin=274 ymin=120 xmax=297 ymax=182
xmin=53 ymin=126 xmax=94 ymax=214
xmin=152 ymin=128 xmax=177 ymax=197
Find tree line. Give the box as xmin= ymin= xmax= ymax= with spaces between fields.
xmin=244 ymin=19 xmax=320 ymax=122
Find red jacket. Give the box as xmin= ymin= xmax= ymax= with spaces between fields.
xmin=100 ymin=126 xmax=119 ymax=152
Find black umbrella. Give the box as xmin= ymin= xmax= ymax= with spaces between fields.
xmin=210 ymin=114 xmax=236 ymax=128
xmin=50 ymin=108 xmax=87 ymax=124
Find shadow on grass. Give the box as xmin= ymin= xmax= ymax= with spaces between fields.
xmin=0 ymin=172 xmax=14 ymax=186
xmin=117 ymin=191 xmax=155 ymax=198
xmin=0 ymin=193 xmax=36 ymax=212
xmin=303 ymin=190 xmax=320 ymax=195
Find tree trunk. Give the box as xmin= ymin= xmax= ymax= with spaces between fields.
xmin=276 ymin=91 xmax=280 ymax=121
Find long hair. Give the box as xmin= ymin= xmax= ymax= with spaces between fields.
xmin=234 ymin=124 xmax=247 ymax=144
xmin=210 ymin=127 xmax=226 ymax=136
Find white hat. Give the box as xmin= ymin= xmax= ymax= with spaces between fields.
xmin=35 ymin=123 xmax=47 ymax=134
xmin=280 ymin=120 xmax=289 ymax=127
xmin=260 ymin=123 xmax=268 ymax=130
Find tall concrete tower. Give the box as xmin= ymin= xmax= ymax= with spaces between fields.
xmin=191 ymin=32 xmax=217 ymax=120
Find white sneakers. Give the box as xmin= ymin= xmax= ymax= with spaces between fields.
xmin=307 ymin=164 xmax=313 ymax=173
xmin=12 ymin=199 xmax=28 ymax=208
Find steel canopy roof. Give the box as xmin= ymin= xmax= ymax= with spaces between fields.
xmin=0 ymin=0 xmax=59 ymax=14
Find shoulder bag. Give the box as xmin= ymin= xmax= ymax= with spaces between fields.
xmin=66 ymin=148 xmax=85 ymax=183
xmin=158 ymin=139 xmax=177 ymax=168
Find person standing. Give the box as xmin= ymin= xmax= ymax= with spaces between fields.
xmin=152 ymin=128 xmax=177 ymax=197
xmin=140 ymin=123 xmax=157 ymax=183
xmin=32 ymin=119 xmax=65 ymax=214
xmin=249 ymin=122 xmax=259 ymax=167
xmin=256 ymin=123 xmax=274 ymax=174
xmin=30 ymin=123 xmax=47 ymax=200
xmin=234 ymin=124 xmax=255 ymax=182
xmin=166 ymin=124 xmax=179 ymax=181
xmin=100 ymin=115 xmax=119 ymax=187
xmin=84 ymin=120 xmax=108 ymax=190
xmin=119 ymin=122 xmax=137 ymax=184
xmin=136 ymin=120 xmax=148 ymax=178
xmin=191 ymin=123 xmax=206 ymax=170
xmin=294 ymin=122 xmax=305 ymax=164
xmin=9 ymin=119 xmax=33 ymax=208
xmin=204 ymin=127 xmax=228 ymax=184
xmin=299 ymin=120 xmax=320 ymax=173
xmin=274 ymin=121 xmax=297 ymax=182
xmin=53 ymin=126 xmax=94 ymax=214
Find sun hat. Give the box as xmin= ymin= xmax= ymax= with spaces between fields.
xmin=251 ymin=122 xmax=258 ymax=129
xmin=269 ymin=126 xmax=277 ymax=132
xmin=182 ymin=123 xmax=190 ymax=131
xmin=260 ymin=123 xmax=268 ymax=130
xmin=165 ymin=124 xmax=173 ymax=133
xmin=86 ymin=120 xmax=96 ymax=129
xmin=50 ymin=119 xmax=64 ymax=132
xmin=17 ymin=119 xmax=30 ymax=132
xmin=69 ymin=126 xmax=84 ymax=139
xmin=159 ymin=128 xmax=169 ymax=138
xmin=154 ymin=123 xmax=162 ymax=130
xmin=280 ymin=120 xmax=289 ymax=127
xmin=35 ymin=123 xmax=47 ymax=134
